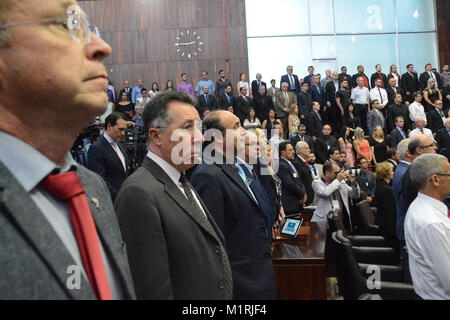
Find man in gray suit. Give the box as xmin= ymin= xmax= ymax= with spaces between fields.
xmin=0 ymin=0 xmax=135 ymax=299
xmin=367 ymin=99 xmax=386 ymax=135
xmin=114 ymin=91 xmax=233 ymax=300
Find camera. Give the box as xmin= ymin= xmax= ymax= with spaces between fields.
xmin=343 ymin=168 xmax=361 ymax=176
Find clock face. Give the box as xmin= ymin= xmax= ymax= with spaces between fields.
xmin=174 ymin=29 xmax=204 ymax=59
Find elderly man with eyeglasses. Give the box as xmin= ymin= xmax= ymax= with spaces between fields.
xmin=0 ymin=0 xmax=137 ymax=299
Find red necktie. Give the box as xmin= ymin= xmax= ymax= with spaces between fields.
xmin=41 ymin=171 xmax=112 ymax=300
xmin=305 ymin=161 xmax=309 ymax=167
xmin=448 ymin=210 xmax=450 ymax=219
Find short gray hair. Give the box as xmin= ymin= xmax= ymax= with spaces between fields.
xmin=397 ymin=139 xmax=410 ymax=160
xmin=295 ymin=141 xmax=309 ymax=153
xmin=410 ymin=153 xmax=448 ymax=190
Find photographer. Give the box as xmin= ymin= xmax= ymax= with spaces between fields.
xmin=355 ymin=157 xmax=376 ymax=205
xmin=312 ymin=161 xmax=360 ymax=233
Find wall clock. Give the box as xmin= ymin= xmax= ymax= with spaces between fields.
xmin=174 ymin=29 xmax=204 ymax=59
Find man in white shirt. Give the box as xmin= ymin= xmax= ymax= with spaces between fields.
xmin=351 ymin=77 xmax=371 ymax=134
xmin=409 ymin=118 xmax=435 ymax=142
xmin=408 ymin=92 xmax=427 ymax=129
xmin=370 ymin=78 xmax=388 ymax=110
xmin=404 ymin=153 xmax=450 ymax=300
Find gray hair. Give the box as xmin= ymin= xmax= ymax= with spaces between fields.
xmin=397 ymin=139 xmax=410 ymax=160
xmin=281 ymin=82 xmax=289 ymax=88
xmin=295 ymin=141 xmax=309 ymax=153
xmin=410 ymin=153 xmax=448 ymax=190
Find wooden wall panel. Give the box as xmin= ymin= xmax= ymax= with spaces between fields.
xmin=79 ymin=0 xmax=248 ymax=91
xmin=436 ymin=0 xmax=449 ymax=67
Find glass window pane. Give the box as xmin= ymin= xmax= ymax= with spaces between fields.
xmin=334 ymin=0 xmax=395 ymax=34
xmin=336 ymin=34 xmax=396 ymax=76
xmin=245 ymin=0 xmax=309 ymax=37
xmin=396 ymin=0 xmax=436 ymax=32
xmin=398 ymin=33 xmax=438 ymax=75
xmin=309 ymin=0 xmax=334 ymax=34
xmin=247 ymin=36 xmax=312 ymax=87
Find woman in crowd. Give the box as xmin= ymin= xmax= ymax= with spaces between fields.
xmin=338 ymin=126 xmax=355 ymax=168
xmin=369 ymin=125 xmax=388 ymax=165
xmin=287 ymin=104 xmax=301 ymax=140
xmin=165 ymin=80 xmax=176 ymax=91
xmin=115 ymin=91 xmax=135 ymax=119
xmin=236 ymin=73 xmax=250 ymax=98
xmin=387 ymin=65 xmax=401 ymax=85
xmin=262 ymin=108 xmax=283 ymax=140
xmin=374 ymin=162 xmax=399 ymax=255
xmin=149 ymin=82 xmax=160 ymax=98
xmin=423 ymin=77 xmax=442 ymax=113
xmin=243 ymin=107 xmax=262 ymax=131
xmin=343 ymin=103 xmax=360 ymax=136
xmin=353 ymin=127 xmax=372 ymax=164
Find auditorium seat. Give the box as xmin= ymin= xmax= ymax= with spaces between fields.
xmin=356 ymin=200 xmax=381 ymax=236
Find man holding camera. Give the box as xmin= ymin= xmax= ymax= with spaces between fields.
xmin=88 ymin=112 xmax=129 ymax=201
xmin=311 ymin=161 xmax=359 ymax=232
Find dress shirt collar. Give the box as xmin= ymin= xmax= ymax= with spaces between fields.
xmin=299 ymin=156 xmax=308 ymax=163
xmin=235 ymin=157 xmax=253 ymax=172
xmin=396 ymin=126 xmax=404 ymax=132
xmin=416 ymin=192 xmax=448 ymax=218
xmin=0 ymin=131 xmax=78 ymax=193
xmin=146 ymin=150 xmax=181 ymax=186
xmin=400 ymin=160 xmax=411 ymax=166
xmin=104 ymin=132 xmax=116 ymax=145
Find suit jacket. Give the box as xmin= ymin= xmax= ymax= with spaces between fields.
xmin=427 ymin=109 xmax=446 ymax=133
xmin=387 ymin=103 xmax=411 ymax=133
xmin=291 ymin=134 xmax=313 ymax=152
xmin=387 ymin=159 xmax=398 ymax=172
xmin=325 ymin=80 xmax=339 ymax=107
xmin=370 ymin=72 xmax=388 ymax=89
xmin=280 ymin=74 xmax=301 ymax=95
xmin=297 ymin=91 xmax=313 ymax=117
xmin=87 ymin=136 xmax=128 ymax=201
xmin=292 ymin=156 xmax=314 ymax=206
xmin=419 ymin=71 xmax=442 ymax=90
xmin=374 ymin=180 xmax=397 ymax=241
xmin=367 ymin=108 xmax=385 ymax=135
xmin=0 ymin=161 xmax=136 ymax=299
xmin=436 ymin=127 xmax=450 ymax=159
xmin=400 ymin=72 xmax=420 ymax=96
xmin=339 ymin=73 xmax=353 ymax=85
xmin=219 ymin=93 xmax=235 ymax=110
xmin=277 ymin=158 xmax=306 ymax=215
xmin=275 ymin=91 xmax=296 ymax=118
xmin=352 ymin=73 xmax=370 ymax=89
xmin=389 ymin=127 xmax=407 ymax=148
xmin=197 ymin=94 xmax=217 ymax=115
xmin=118 ymin=88 xmax=133 ymax=103
xmin=235 ymin=95 xmax=253 ymax=123
xmin=314 ymin=135 xmax=339 ymax=165
xmin=251 ymin=80 xmax=267 ymax=98
xmin=267 ymin=86 xmax=280 ymax=108
xmin=392 ymin=160 xmax=410 ymax=241
xmin=386 ymin=86 xmax=405 ymax=106
xmin=114 ymin=157 xmax=232 ymax=300
xmin=356 ymin=170 xmax=376 ymax=201
xmin=311 ymin=178 xmax=359 ymax=228
xmin=309 ymin=84 xmax=325 ymax=107
xmin=253 ymin=94 xmax=274 ymax=122
xmin=307 ymin=111 xmax=323 ymax=138
xmin=190 ymin=162 xmax=276 ymax=300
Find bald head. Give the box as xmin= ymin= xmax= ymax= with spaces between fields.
xmin=408 ymin=134 xmax=436 ymax=158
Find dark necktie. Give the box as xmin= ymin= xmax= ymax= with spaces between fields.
xmin=205 ymin=95 xmax=209 ymax=105
xmin=41 ymin=171 xmax=112 ymax=300
xmin=179 ymin=173 xmax=233 ymax=299
xmin=378 ymin=88 xmax=383 ymax=104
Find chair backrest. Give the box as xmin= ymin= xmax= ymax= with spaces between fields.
xmin=327 ymin=209 xmax=348 ymax=237
xmin=331 ymin=230 xmax=368 ymax=300
xmin=357 ymin=200 xmax=376 ymax=226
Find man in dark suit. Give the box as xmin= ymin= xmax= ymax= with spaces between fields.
xmin=303 ymin=66 xmax=316 ymax=87
xmin=419 ymin=63 xmax=442 ymax=90
xmin=436 ymin=118 xmax=450 ymax=159
xmin=118 ymin=80 xmax=132 ymax=103
xmin=389 ymin=116 xmax=408 ymax=148
xmin=370 ymin=64 xmax=388 ymax=89
xmin=427 ymin=100 xmax=446 ymax=134
xmin=309 ymin=75 xmax=325 ymax=109
xmin=115 ymin=91 xmax=232 ymax=300
xmin=278 ymin=141 xmax=307 ymax=215
xmin=297 ymin=82 xmax=313 ymax=122
xmin=387 ymin=94 xmax=411 ymax=134
xmin=339 ymin=66 xmax=353 ymax=85
xmin=325 ymin=72 xmax=342 ymax=134
xmin=387 ymin=147 xmax=399 ymax=172
xmin=314 ymin=124 xmax=340 ymax=165
xmin=307 ymin=102 xmax=323 ymax=140
xmin=218 ymin=84 xmax=234 ymax=111
xmin=253 ymin=85 xmax=273 ymax=122
xmin=386 ymin=77 xmax=406 ymax=106
xmin=88 ymin=112 xmax=129 ymax=201
xmin=291 ymin=124 xmax=313 ymax=152
xmin=0 ymin=0 xmax=136 ymax=299
xmin=251 ymin=73 xmax=267 ymax=98
xmin=235 ymin=86 xmax=253 ymax=124
xmin=352 ymin=65 xmax=370 ymax=89
xmin=400 ymin=64 xmax=420 ymax=104
xmin=196 ymin=84 xmax=217 ymax=117
xmin=191 ymin=110 xmax=276 ymax=300
xmin=293 ymin=141 xmax=314 ymax=206
xmin=280 ymin=65 xmax=301 ymax=95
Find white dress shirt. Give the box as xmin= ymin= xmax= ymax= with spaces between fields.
xmin=405 ymin=193 xmax=450 ymax=299
xmin=351 ymin=86 xmax=370 ymax=105
xmin=370 ymin=87 xmax=388 ymax=107
xmin=409 ymin=127 xmax=435 ymax=141
xmin=409 ymin=101 xmax=427 ymax=122
xmin=104 ymin=133 xmax=127 ymax=172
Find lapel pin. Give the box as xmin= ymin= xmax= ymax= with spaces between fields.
xmin=91 ymin=197 xmax=100 ymax=209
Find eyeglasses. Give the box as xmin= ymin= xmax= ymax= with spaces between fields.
xmin=0 ymin=13 xmax=100 ymax=44
xmin=435 ymin=173 xmax=450 ymax=177
xmin=418 ymin=143 xmax=436 ymax=149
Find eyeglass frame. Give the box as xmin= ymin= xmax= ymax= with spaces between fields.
xmin=418 ymin=143 xmax=436 ymax=149
xmin=0 ymin=15 xmax=100 ymax=43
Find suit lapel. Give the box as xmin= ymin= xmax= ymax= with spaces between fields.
xmin=101 ymin=137 xmax=126 ymax=173
xmin=142 ymin=158 xmax=220 ymax=242
xmin=0 ymin=163 xmax=95 ymax=300
xmin=220 ymin=163 xmax=260 ymax=207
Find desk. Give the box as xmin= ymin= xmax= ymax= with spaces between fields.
xmin=271 ymin=221 xmax=327 ymax=300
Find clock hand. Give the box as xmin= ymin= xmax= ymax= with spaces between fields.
xmin=175 ymin=41 xmax=197 ymax=46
